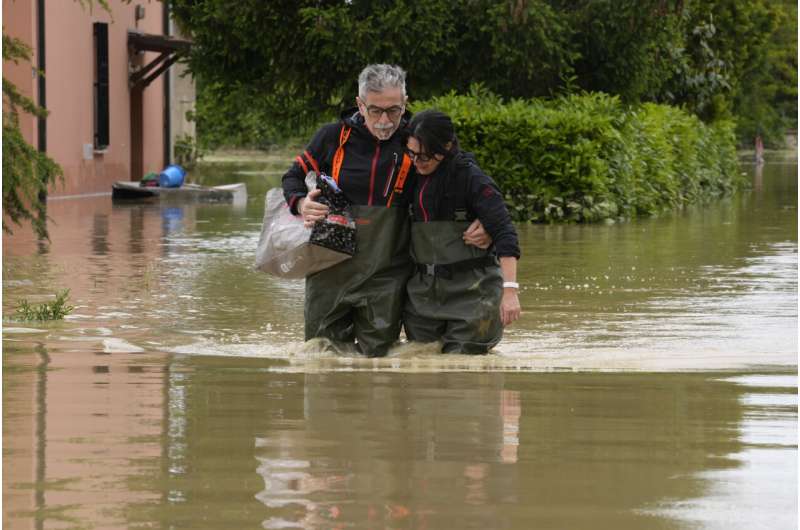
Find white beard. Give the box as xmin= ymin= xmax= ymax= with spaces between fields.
xmin=372 ymin=124 xmax=395 ymax=140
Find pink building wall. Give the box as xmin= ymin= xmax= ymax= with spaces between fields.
xmin=3 ymin=0 xmax=38 ymax=148
xmin=3 ymin=1 xmax=168 ymax=197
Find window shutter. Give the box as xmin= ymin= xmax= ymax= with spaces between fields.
xmin=93 ymin=22 xmax=109 ymax=149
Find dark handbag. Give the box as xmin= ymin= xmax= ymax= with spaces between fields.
xmin=309 ymin=174 xmax=357 ymax=256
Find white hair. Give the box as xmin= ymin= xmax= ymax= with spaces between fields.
xmin=358 ymin=64 xmax=407 ymax=100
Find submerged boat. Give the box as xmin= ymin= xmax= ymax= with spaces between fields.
xmin=112 ymin=181 xmax=247 ymax=204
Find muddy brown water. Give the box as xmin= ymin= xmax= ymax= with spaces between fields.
xmin=3 ymin=156 xmax=797 ymax=529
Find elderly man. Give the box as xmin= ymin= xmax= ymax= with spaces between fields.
xmin=282 ymin=64 xmax=487 ymax=356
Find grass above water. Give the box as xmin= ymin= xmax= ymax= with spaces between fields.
xmin=14 ymin=289 xmax=74 ymax=321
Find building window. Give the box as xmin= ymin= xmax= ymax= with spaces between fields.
xmin=93 ymin=22 xmax=109 ymax=149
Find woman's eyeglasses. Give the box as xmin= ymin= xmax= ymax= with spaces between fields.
xmin=404 ymin=147 xmax=435 ymax=163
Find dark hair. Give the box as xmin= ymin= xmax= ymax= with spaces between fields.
xmin=406 ymin=109 xmax=459 ymax=158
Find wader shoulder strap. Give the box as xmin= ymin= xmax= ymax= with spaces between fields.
xmin=331 ymin=125 xmax=351 ymax=184
xmin=295 ymin=149 xmax=321 ymax=176
xmin=386 ymin=154 xmax=412 ymax=207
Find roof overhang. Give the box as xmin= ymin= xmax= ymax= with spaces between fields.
xmin=128 ymin=30 xmax=192 ymax=54
xmin=128 ymin=30 xmax=192 ymax=89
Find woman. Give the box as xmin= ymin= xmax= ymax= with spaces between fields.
xmin=403 ymin=109 xmax=521 ymax=353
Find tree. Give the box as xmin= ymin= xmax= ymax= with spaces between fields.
xmin=556 ymin=0 xmax=796 ymax=144
xmin=171 ymin=0 xmax=796 ymax=148
xmin=2 ymin=34 xmax=62 ymax=240
xmin=171 ymin=0 xmax=576 ymax=148
xmin=728 ymin=0 xmax=797 ymax=145
xmin=554 ymin=0 xmax=688 ymax=103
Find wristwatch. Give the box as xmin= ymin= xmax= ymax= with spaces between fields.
xmin=502 ymin=281 xmax=519 ymax=289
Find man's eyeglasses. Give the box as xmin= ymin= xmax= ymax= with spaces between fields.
xmin=364 ymin=104 xmax=404 ymax=120
xmin=404 ymin=147 xmax=435 ymax=163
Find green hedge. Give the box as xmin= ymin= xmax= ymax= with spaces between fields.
xmin=411 ymin=90 xmax=743 ymax=222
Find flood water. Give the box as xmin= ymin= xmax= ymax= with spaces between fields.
xmin=3 ymin=154 xmax=797 ymax=529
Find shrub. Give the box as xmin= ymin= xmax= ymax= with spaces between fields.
xmin=14 ymin=289 xmax=74 ymax=321
xmin=411 ymin=90 xmax=742 ymax=222
xmin=174 ymin=134 xmax=200 ymax=170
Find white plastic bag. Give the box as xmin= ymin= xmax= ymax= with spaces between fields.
xmin=255 ymin=182 xmax=351 ymax=279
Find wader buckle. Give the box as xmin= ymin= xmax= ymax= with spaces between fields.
xmin=416 ymin=256 xmax=496 ymax=280
xmin=417 ymin=263 xmax=452 ymax=280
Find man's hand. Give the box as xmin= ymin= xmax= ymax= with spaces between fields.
xmin=462 ymin=219 xmax=492 ymax=249
xmin=299 ymin=189 xmax=329 ymax=227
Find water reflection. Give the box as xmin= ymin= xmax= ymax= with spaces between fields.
xmin=3 ymin=342 xmax=166 ymax=529
xmin=91 ymin=214 xmax=110 ymax=256
xmin=161 ymin=206 xmax=185 ymax=235
xmin=128 ymin=206 xmax=145 ymax=255
xmin=124 ymin=357 xmax=794 ymax=529
xmin=255 ymin=372 xmax=523 ymax=528
xmin=753 ymin=161 xmax=763 ymax=191
xmin=3 ymin=301 xmax=797 ymax=527
xmin=644 ymin=374 xmax=798 ymax=529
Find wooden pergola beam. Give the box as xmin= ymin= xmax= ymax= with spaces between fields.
xmin=128 ymin=30 xmax=191 ymax=54
xmin=130 ymin=52 xmax=170 ymax=88
xmin=127 ymin=30 xmax=192 ymax=180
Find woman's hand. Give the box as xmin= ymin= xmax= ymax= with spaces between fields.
xmin=299 ymin=189 xmax=329 ymax=227
xmin=462 ymin=219 xmax=492 ymax=249
xmin=500 ymin=288 xmax=521 ymax=326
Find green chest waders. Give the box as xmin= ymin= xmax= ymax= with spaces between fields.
xmin=304 ymin=205 xmax=412 ymax=357
xmin=404 ymin=221 xmax=504 ymax=354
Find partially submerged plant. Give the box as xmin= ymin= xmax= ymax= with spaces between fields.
xmin=15 ymin=289 xmax=74 ymax=321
